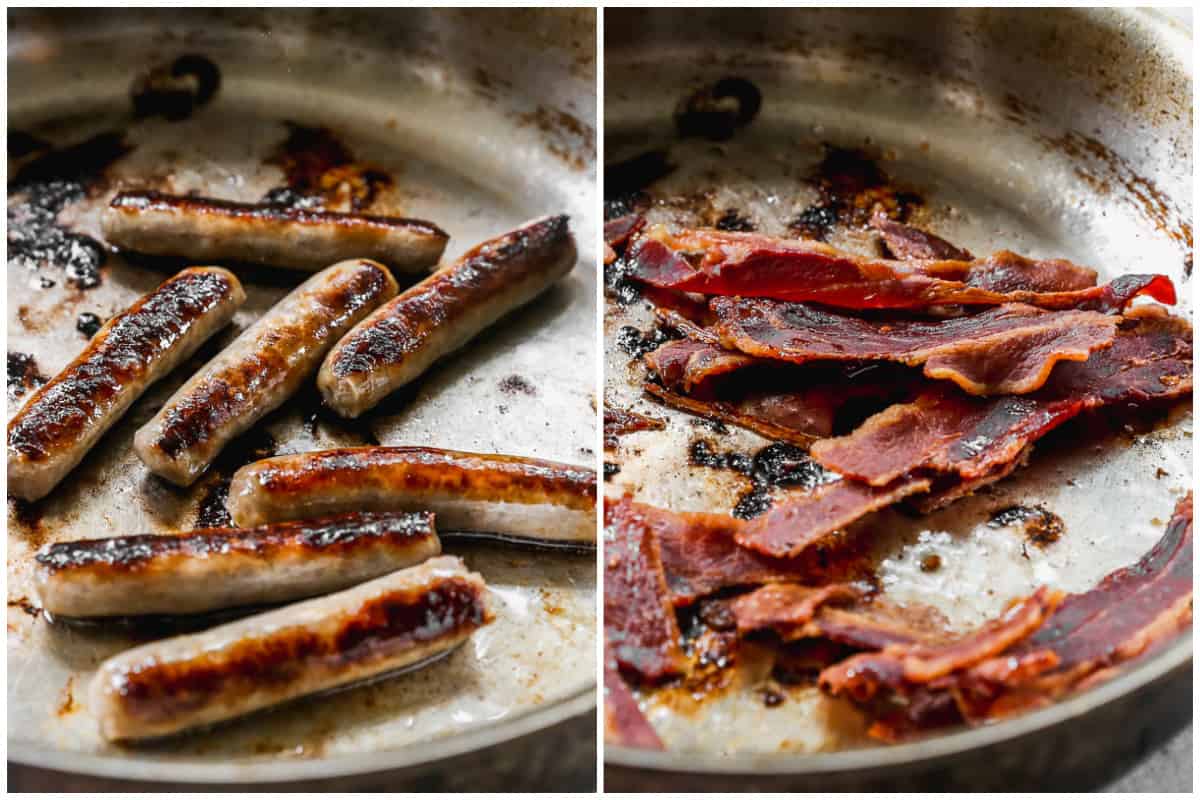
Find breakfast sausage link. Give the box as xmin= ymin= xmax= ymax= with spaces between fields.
xmin=7 ymin=267 xmax=245 ymax=501
xmin=134 ymin=259 xmax=398 ymax=486
xmin=34 ymin=511 xmax=439 ymax=617
xmin=228 ymin=446 xmax=598 ymax=545
xmin=318 ymin=215 xmax=577 ymax=418
xmin=89 ymin=555 xmax=492 ymax=742
xmin=102 ymin=190 xmax=449 ymax=273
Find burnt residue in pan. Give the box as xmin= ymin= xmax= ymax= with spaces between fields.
xmin=604 ymin=461 xmax=621 ymax=481
xmin=715 ymin=209 xmax=756 ymax=232
xmin=193 ymin=428 xmax=278 ymax=529
xmin=675 ymin=77 xmax=763 ymax=142
xmin=788 ymin=145 xmax=921 ymax=241
xmin=689 ymin=440 xmax=835 ymax=519
xmin=7 ymin=351 xmax=46 ymax=401
xmin=8 ymin=132 xmax=131 ymax=290
xmin=292 ymin=383 xmax=381 ymax=446
xmin=604 ymin=150 xmax=674 ymax=219
xmin=498 ymin=374 xmax=537 ymax=396
xmin=8 ymin=497 xmax=46 ymax=547
xmin=616 ymin=324 xmax=677 ymax=359
xmin=131 ymin=54 xmax=221 ymax=122
xmin=8 ymin=597 xmax=42 ymax=619
xmin=263 ymin=123 xmax=393 ymax=212
xmin=987 ymin=504 xmax=1066 ymax=548
xmin=75 ymin=312 xmax=103 ymax=338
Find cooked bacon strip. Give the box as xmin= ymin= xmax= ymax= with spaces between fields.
xmin=605 ymin=214 xmax=646 ymax=253
xmin=812 ymin=309 xmax=1193 ymax=487
xmin=735 ymin=476 xmax=930 ymax=558
xmin=628 ymin=226 xmax=1173 ymax=311
xmin=731 ymin=583 xmax=869 ymax=635
xmin=644 ymin=341 xmax=916 ymax=444
xmin=604 ymin=496 xmax=687 ymax=682
xmin=604 ymin=407 xmax=666 ymax=449
xmin=712 ymin=299 xmax=1118 ymax=396
xmin=871 ymin=215 xmax=974 ymax=262
xmin=604 ymin=639 xmax=664 ymax=749
xmin=818 ymin=496 xmax=1192 ymax=738
xmin=804 ymin=603 xmax=952 ymax=650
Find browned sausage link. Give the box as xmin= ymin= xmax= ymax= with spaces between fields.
xmin=89 ymin=556 xmax=491 ymax=741
xmin=228 ymin=446 xmax=597 ymax=545
xmin=7 ymin=267 xmax=245 ymax=501
xmin=34 ymin=511 xmax=439 ymax=617
xmin=317 ymin=215 xmax=577 ymax=417
xmin=102 ymin=190 xmax=449 ymax=273
xmin=134 ymin=260 xmax=397 ymax=486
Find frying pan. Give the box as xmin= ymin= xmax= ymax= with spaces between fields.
xmin=603 ymin=7 xmax=1191 ymax=791
xmin=7 ymin=8 xmax=597 ymax=790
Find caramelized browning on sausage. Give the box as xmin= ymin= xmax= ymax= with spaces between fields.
xmin=228 ymin=446 xmax=597 ymax=544
xmin=103 ymin=190 xmax=449 ymax=272
xmin=7 ymin=267 xmax=245 ymax=501
xmin=34 ymin=511 xmax=439 ymax=617
xmin=318 ymin=215 xmax=577 ymax=417
xmin=89 ymin=556 xmax=492 ymax=741
xmin=134 ymin=260 xmax=397 ymax=486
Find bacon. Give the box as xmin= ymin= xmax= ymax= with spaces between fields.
xmin=627 ymin=226 xmax=1174 ymax=311
xmin=871 ymin=215 xmax=974 ymax=262
xmin=604 ymin=639 xmax=664 ymax=749
xmin=604 ymin=496 xmax=687 ymax=682
xmin=712 ymin=299 xmax=1118 ymax=396
xmin=730 ymin=582 xmax=869 ymax=635
xmin=812 ymin=309 xmax=1193 ymax=487
xmin=604 ymin=406 xmax=666 ymax=449
xmin=605 ymin=214 xmax=646 ymax=253
xmin=735 ymin=476 xmax=931 ymax=558
xmin=817 ymin=495 xmax=1192 ymax=739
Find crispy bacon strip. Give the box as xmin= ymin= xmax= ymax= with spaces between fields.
xmin=812 ymin=309 xmax=1194 ymax=487
xmin=731 ymin=582 xmax=869 ymax=635
xmin=604 ymin=640 xmax=664 ymax=749
xmin=604 ymin=496 xmax=687 ymax=682
xmin=871 ymin=215 xmax=975 ymax=262
xmin=604 ymin=407 xmax=666 ymax=449
xmin=628 ymin=226 xmax=1174 ymax=311
xmin=712 ymin=299 xmax=1118 ymax=396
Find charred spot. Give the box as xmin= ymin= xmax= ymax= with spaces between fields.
xmin=75 ymin=312 xmax=103 ymax=338
xmin=604 ymin=461 xmax=621 ymax=481
xmin=266 ymin=123 xmax=392 ymax=212
xmin=498 ymin=374 xmax=537 ymax=396
xmin=195 ymin=479 xmax=233 ymax=528
xmin=131 ymin=54 xmax=221 ymax=121
xmin=9 ymin=497 xmax=46 ymax=546
xmin=7 ymin=597 xmax=42 ymax=619
xmin=7 ymin=351 xmax=45 ymax=400
xmin=689 ymin=417 xmax=729 ymax=435
xmin=790 ymin=145 xmax=922 ymax=240
xmin=714 ymin=209 xmax=756 ymax=232
xmin=616 ymin=324 xmax=676 ymax=359
xmin=675 ymin=77 xmax=762 ymax=141
xmin=691 ymin=440 xmax=835 ymax=520
xmin=788 ymin=203 xmax=839 ymax=241
xmin=689 ymin=439 xmax=753 ymax=475
xmin=604 ymin=255 xmax=644 ymax=306
xmin=604 ymin=150 xmax=674 ymax=213
xmin=988 ymin=505 xmax=1065 ymax=547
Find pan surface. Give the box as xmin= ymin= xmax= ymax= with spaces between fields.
xmin=7 ymin=8 xmax=597 ymax=786
xmin=603 ymin=7 xmax=1191 ymax=789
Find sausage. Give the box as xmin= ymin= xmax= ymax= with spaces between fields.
xmin=33 ymin=511 xmax=439 ymax=618
xmin=134 ymin=260 xmax=398 ymax=486
xmin=89 ymin=555 xmax=491 ymax=741
xmin=7 ymin=267 xmax=245 ymax=501
xmin=227 ymin=446 xmax=597 ymax=546
xmin=317 ymin=215 xmax=577 ymax=417
xmin=102 ymin=190 xmax=449 ymax=273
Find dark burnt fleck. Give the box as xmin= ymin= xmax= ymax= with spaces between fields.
xmin=604 ymin=255 xmax=644 ymax=306
xmin=1155 ymin=467 xmax=1169 ymax=479
xmin=131 ymin=54 xmax=221 ymax=121
xmin=7 ymin=351 xmax=45 ymax=400
xmin=715 ymin=209 xmax=756 ymax=232
xmin=75 ymin=312 xmax=103 ymax=338
xmin=690 ymin=439 xmax=754 ymax=475
xmin=195 ymin=479 xmax=233 ymax=528
xmin=920 ymin=553 xmax=943 ymax=572
xmin=690 ymin=440 xmax=835 ymax=520
xmin=604 ymin=150 xmax=674 ymax=213
xmin=9 ymin=497 xmax=46 ymax=546
xmin=675 ymin=77 xmax=763 ymax=141
xmin=988 ymin=505 xmax=1065 ymax=547
xmin=616 ymin=324 xmax=675 ymax=359
xmin=689 ymin=417 xmax=729 ymax=435
xmin=789 ymin=145 xmax=921 ymax=240
xmin=266 ymin=122 xmax=392 ymax=211
xmin=8 ymin=131 xmax=130 ymax=290
xmin=1185 ymin=254 xmax=1193 ymax=279
xmin=8 ymin=597 xmax=42 ymax=618
xmin=604 ymin=461 xmax=620 ymax=480
xmin=498 ymin=374 xmax=537 ymax=396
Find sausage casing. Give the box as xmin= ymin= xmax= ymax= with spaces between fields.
xmin=89 ymin=555 xmax=491 ymax=741
xmin=134 ymin=260 xmax=398 ymax=485
xmin=228 ymin=446 xmax=597 ymax=545
xmin=7 ymin=267 xmax=245 ymax=501
xmin=317 ymin=215 xmax=577 ymax=417
xmin=34 ymin=511 xmax=439 ymax=617
xmin=102 ymin=190 xmax=449 ymax=273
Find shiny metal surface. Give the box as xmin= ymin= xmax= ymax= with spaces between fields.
xmin=603 ymin=6 xmax=1191 ymax=789
xmin=7 ymin=8 xmax=597 ymax=787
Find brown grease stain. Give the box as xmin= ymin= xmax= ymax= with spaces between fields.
xmin=789 ymin=145 xmax=922 ymax=241
xmin=264 ymin=123 xmax=394 ymax=212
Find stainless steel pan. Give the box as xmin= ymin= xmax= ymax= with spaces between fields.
xmin=603 ymin=7 xmax=1191 ymax=791
xmin=7 ymin=8 xmax=597 ymax=790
